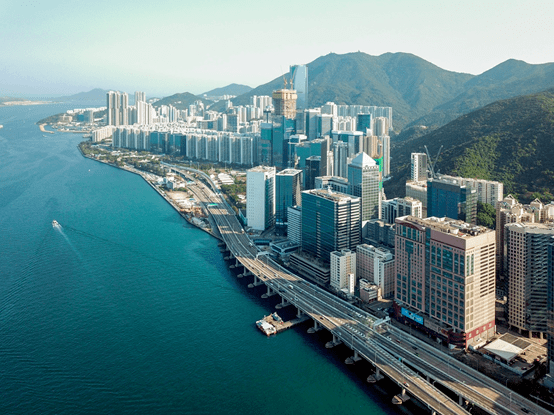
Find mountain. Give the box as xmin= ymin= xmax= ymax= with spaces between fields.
xmin=215 ymin=52 xmax=554 ymax=131
xmin=385 ymin=88 xmax=554 ymax=203
xmin=202 ymin=83 xmax=252 ymax=97
xmin=408 ymin=59 xmax=554 ymax=128
xmin=223 ymin=52 xmax=473 ymax=130
xmin=152 ymin=92 xmax=211 ymax=111
xmin=53 ymin=88 xmax=111 ymax=102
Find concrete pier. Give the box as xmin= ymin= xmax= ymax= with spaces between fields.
xmin=247 ymin=276 xmax=264 ymax=288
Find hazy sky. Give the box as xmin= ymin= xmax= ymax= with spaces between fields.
xmin=2 ymin=0 xmax=554 ymax=97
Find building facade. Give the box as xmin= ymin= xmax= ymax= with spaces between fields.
xmin=301 ymin=188 xmax=361 ymax=264
xmin=395 ymin=216 xmax=496 ymax=347
xmin=356 ymin=244 xmax=395 ymax=299
xmin=348 ymin=152 xmax=381 ymax=221
xmin=330 ymin=249 xmax=356 ymax=294
xmin=506 ymin=223 xmax=554 ymax=337
xmin=275 ymin=169 xmax=303 ymax=232
xmin=246 ymin=166 xmax=276 ymax=231
xmin=427 ymin=177 xmax=477 ymax=224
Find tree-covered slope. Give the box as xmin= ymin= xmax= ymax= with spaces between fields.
xmin=409 ymin=59 xmax=554 ymax=128
xmin=385 ymin=88 xmax=554 ymax=203
xmin=225 ymin=52 xmax=473 ymax=130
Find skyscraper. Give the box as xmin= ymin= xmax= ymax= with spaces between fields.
xmin=411 ymin=153 xmax=428 ymax=183
xmin=275 ymin=169 xmax=303 ymax=232
xmin=348 ymin=152 xmax=381 ymax=221
xmin=107 ymin=91 xmax=129 ymax=126
xmin=301 ymin=188 xmax=360 ymax=264
xmin=290 ymin=64 xmax=308 ymax=110
xmin=427 ymin=177 xmax=477 ymax=224
xmin=395 ymin=216 xmax=496 ymax=347
xmin=506 ymin=223 xmax=554 ymax=337
xmin=246 ymin=166 xmax=276 ymax=231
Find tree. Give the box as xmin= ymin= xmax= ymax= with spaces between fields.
xmin=476 ymin=202 xmax=496 ymax=229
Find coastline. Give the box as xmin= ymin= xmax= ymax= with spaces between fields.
xmin=78 ymin=147 xmax=221 ymax=240
xmin=1 ymin=100 xmax=49 ymax=106
xmin=39 ymin=124 xmax=55 ymax=134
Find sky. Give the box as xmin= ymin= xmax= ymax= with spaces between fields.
xmin=2 ymin=0 xmax=554 ymax=98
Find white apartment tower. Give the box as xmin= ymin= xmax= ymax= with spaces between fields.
xmin=330 ymin=249 xmax=356 ymax=294
xmin=246 ymin=166 xmax=276 ymax=231
xmin=411 ymin=153 xmax=428 ymax=183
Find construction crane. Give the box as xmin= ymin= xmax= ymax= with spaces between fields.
xmin=424 ymin=145 xmax=443 ymax=179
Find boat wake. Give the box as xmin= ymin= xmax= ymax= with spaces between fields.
xmin=53 ymin=221 xmax=83 ymax=261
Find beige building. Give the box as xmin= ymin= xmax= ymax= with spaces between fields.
xmin=272 ymin=89 xmax=297 ymax=119
xmin=496 ymin=195 xmax=554 ymax=276
xmin=395 ymin=216 xmax=496 ymax=347
xmin=356 ymin=244 xmax=395 ymax=299
xmin=330 ymin=249 xmax=356 ymax=295
xmin=505 ymin=222 xmax=554 ymax=338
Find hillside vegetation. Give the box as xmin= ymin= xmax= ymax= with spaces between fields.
xmin=216 ymin=52 xmax=554 ymax=130
xmin=385 ymin=88 xmax=554 ymax=203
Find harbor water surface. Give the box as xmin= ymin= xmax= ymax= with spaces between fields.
xmin=0 ymin=102 xmax=406 ymax=415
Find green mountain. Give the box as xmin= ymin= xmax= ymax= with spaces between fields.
xmin=152 ymin=92 xmax=211 ymax=111
xmin=385 ymin=88 xmax=554 ymax=203
xmin=225 ymin=52 xmax=473 ymax=130
xmin=409 ymin=59 xmax=554 ymax=128
xmin=216 ymin=52 xmax=554 ymax=131
xmin=201 ymin=83 xmax=252 ymax=97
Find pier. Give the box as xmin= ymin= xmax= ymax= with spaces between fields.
xmin=256 ymin=313 xmax=310 ymax=336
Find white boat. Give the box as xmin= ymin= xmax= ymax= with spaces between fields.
xmin=256 ymin=318 xmax=276 ymax=336
xmin=52 ymin=220 xmax=59 ymax=228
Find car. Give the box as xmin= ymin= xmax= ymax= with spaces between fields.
xmin=288 ymin=284 xmax=294 ymax=289
xmin=412 ymin=346 xmax=417 ymax=350
xmin=521 ymin=408 xmax=530 ymax=414
xmin=396 ymin=339 xmax=401 ymax=344
xmin=403 ymin=382 xmax=409 ymax=388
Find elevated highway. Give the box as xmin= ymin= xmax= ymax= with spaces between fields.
xmin=167 ymin=164 xmax=548 ymax=415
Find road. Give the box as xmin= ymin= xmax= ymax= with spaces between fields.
xmin=167 ymin=164 xmax=549 ymax=415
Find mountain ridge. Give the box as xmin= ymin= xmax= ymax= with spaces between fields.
xmin=385 ymin=88 xmax=554 ymax=203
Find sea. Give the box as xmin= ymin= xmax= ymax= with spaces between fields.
xmin=0 ymin=102 xmax=410 ymax=415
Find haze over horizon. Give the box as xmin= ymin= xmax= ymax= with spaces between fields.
xmin=2 ymin=0 xmax=554 ymax=98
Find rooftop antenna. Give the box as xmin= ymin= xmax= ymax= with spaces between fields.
xmin=424 ymin=145 xmax=443 ymax=179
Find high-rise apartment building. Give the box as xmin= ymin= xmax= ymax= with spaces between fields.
xmin=275 ymin=169 xmax=303 ymax=231
xmin=496 ymin=196 xmax=554 ymax=276
xmin=290 ymin=64 xmax=308 ymax=110
xmin=506 ymin=223 xmax=554 ymax=337
xmin=427 ymin=177 xmax=477 ymax=224
xmin=301 ymin=188 xmax=361 ymax=264
xmin=330 ymin=249 xmax=356 ymax=294
xmin=395 ymin=216 xmax=496 ymax=347
xmin=373 ymin=116 xmax=389 ymax=136
xmin=348 ymin=152 xmax=381 ymax=221
xmin=356 ymin=244 xmax=395 ymax=299
xmin=246 ymin=166 xmax=276 ymax=231
xmin=410 ymin=153 xmax=427 ymax=183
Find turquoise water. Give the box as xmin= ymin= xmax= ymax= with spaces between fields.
xmin=0 ymin=103 xmax=407 ymax=415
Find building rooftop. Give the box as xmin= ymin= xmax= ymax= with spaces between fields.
xmin=304 ymin=188 xmax=359 ymax=203
xmin=248 ymin=165 xmax=275 ymax=173
xmin=398 ymin=216 xmax=494 ymax=238
xmin=350 ymin=151 xmax=376 ymax=167
xmin=277 ymin=168 xmax=302 ymax=176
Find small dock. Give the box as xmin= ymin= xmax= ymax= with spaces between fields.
xmin=256 ymin=313 xmax=310 ymax=335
